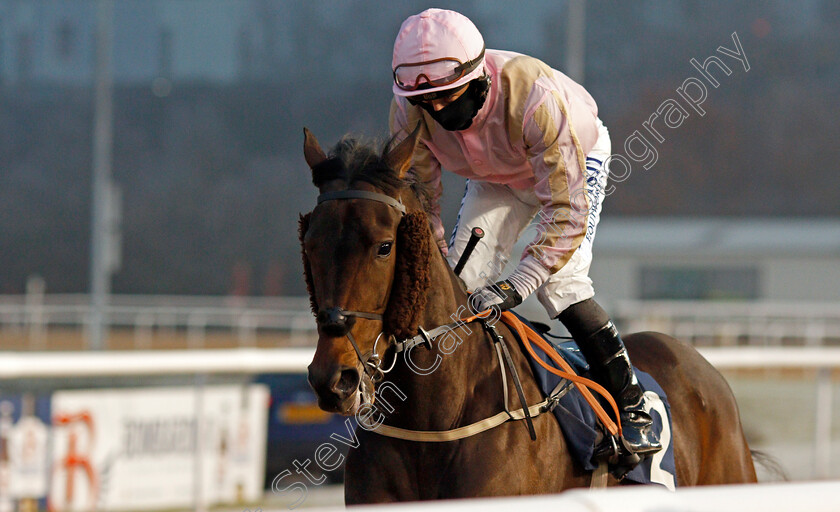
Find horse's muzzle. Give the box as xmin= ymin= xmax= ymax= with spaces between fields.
xmin=308 ymin=363 xmax=361 ymax=414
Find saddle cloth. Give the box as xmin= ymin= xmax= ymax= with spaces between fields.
xmin=510 ymin=314 xmax=677 ymax=490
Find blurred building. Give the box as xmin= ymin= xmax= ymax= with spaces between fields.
xmin=3 ymin=0 xmax=831 ymax=88
xmin=0 ymin=0 xmax=415 ymax=87
xmin=508 ymin=216 xmax=840 ymax=325
xmin=0 ymin=0 xmax=837 ymax=296
xmin=591 ymin=218 xmax=840 ymax=302
xmin=0 ymin=1 xmax=257 ymax=86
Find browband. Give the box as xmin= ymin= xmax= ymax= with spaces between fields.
xmin=317 ymin=190 xmax=406 ymax=215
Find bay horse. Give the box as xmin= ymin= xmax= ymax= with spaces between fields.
xmin=299 ymin=127 xmax=757 ymax=504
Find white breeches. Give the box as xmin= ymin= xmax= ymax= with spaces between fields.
xmin=446 ymin=119 xmax=612 ymax=318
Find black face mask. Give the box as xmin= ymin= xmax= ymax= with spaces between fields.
xmin=410 ymin=77 xmax=490 ymax=131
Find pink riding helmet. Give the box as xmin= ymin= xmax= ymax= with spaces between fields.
xmin=392 ymin=8 xmax=486 ymax=98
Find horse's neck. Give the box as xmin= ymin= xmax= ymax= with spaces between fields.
xmin=423 ymin=247 xmax=469 ymax=325
xmin=382 ymin=247 xmax=503 ymax=431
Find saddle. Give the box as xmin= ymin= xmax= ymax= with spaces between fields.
xmin=508 ymin=313 xmax=677 ymax=489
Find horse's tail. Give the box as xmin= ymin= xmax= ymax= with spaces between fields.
xmin=751 ymin=450 xmax=788 ymax=481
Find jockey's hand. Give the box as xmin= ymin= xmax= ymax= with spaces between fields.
xmin=470 ymin=280 xmax=523 ymax=313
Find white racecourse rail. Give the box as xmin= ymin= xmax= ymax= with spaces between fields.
xmin=0 ymin=347 xmax=314 ymax=378
xmin=298 ymin=481 xmax=840 ymax=512
xmin=2 ymin=346 xmax=840 ymax=378
xmin=1 ymin=347 xmax=839 ymax=510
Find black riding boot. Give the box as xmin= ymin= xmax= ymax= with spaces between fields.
xmin=557 ymin=299 xmax=662 ymax=458
xmin=580 ymin=322 xmax=662 ymax=456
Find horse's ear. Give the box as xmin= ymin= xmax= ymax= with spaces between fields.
xmin=303 ymin=127 xmax=328 ymax=169
xmin=384 ymin=123 xmax=420 ymax=179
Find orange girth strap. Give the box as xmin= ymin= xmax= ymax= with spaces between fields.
xmin=499 ymin=311 xmax=622 ymax=437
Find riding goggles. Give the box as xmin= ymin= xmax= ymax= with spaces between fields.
xmin=393 ymin=47 xmax=485 ymax=92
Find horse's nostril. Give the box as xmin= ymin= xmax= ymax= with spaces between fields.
xmin=331 ymin=367 xmax=361 ymax=397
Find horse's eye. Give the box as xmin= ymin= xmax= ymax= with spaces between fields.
xmin=377 ymin=242 xmax=393 ymax=257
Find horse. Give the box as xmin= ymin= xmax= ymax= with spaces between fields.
xmin=299 ymin=127 xmax=758 ymax=504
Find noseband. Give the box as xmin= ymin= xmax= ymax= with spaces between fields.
xmin=318 ymin=306 xmax=395 ymax=383
xmin=314 ymin=189 xmax=406 ymax=382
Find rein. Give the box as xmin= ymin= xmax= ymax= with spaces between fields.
xmin=372 ymin=312 xmax=620 ymax=443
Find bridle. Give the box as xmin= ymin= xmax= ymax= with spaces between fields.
xmin=313 ymin=189 xmax=407 ymax=383
xmin=311 ymin=188 xmax=496 ymax=384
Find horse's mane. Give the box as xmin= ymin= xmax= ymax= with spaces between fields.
xmin=314 ymin=135 xmax=433 ymax=213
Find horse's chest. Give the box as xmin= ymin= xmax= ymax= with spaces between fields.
xmin=351 ymin=424 xmax=567 ymax=500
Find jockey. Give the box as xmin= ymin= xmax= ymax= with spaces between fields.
xmin=389 ymin=8 xmax=662 ymax=459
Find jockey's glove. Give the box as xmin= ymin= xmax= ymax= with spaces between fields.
xmin=471 ymin=257 xmax=552 ymax=313
xmin=470 ymin=280 xmax=523 ymax=313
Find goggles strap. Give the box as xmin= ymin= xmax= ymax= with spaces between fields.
xmin=394 ymin=47 xmax=485 ymax=91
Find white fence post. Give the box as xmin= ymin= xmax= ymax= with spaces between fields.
xmin=814 ymin=367 xmax=833 ymax=479
xmin=187 ymin=313 xmax=207 ymax=349
xmin=193 ymin=373 xmax=207 ymax=512
xmin=25 ymin=275 xmax=47 ymax=350
xmin=290 ymin=315 xmax=312 ymax=346
xmin=134 ymin=312 xmax=154 ymax=349
xmin=237 ymin=314 xmax=257 ymax=347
